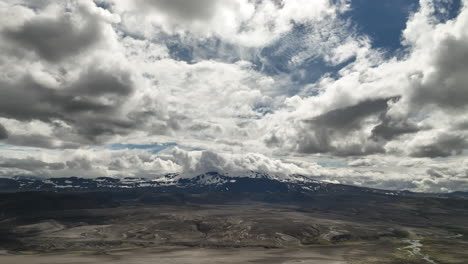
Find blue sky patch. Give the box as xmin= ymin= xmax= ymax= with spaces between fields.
xmin=110 ymin=142 xmax=178 ymax=153
xmin=346 ymin=0 xmax=420 ymax=52
xmin=433 ymin=0 xmax=462 ymax=22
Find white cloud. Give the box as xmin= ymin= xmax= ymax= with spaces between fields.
xmin=0 ymin=0 xmax=468 ymax=193
xmin=109 ymin=0 xmax=349 ymax=47
xmin=263 ymin=0 xmax=468 ymax=159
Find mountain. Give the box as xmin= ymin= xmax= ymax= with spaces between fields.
xmin=0 ymin=172 xmax=403 ymax=196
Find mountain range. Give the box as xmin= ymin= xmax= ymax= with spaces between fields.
xmin=0 ymin=172 xmax=405 ymax=196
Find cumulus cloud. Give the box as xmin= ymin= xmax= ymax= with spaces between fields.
xmin=0 ymin=61 xmax=141 ymax=144
xmin=0 ymin=1 xmax=179 ymax=147
xmin=170 ymin=147 xmax=317 ymax=178
xmin=110 ymin=0 xmax=349 ymax=47
xmin=1 ymin=0 xmax=119 ymax=61
xmin=0 ymin=0 xmax=468 ymax=193
xmin=265 ymin=97 xmax=398 ymax=156
xmin=409 ymin=132 xmax=468 ymax=158
xmin=4 ymin=6 xmax=102 ymax=61
xmin=403 ymin=1 xmax=468 ymax=111
xmin=0 ymin=63 xmax=132 ymax=119
xmin=0 ymin=146 xmax=318 ymax=180
xmin=264 ymin=0 xmax=468 ymax=160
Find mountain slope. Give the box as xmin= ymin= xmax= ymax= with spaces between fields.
xmin=0 ymin=172 xmax=402 ymax=196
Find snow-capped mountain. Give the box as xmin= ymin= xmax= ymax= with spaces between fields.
xmin=0 ymin=172 xmax=403 ymax=196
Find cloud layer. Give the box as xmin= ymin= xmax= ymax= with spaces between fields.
xmin=0 ymin=0 xmax=467 ymax=192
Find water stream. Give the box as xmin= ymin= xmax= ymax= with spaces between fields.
xmin=401 ymin=240 xmax=438 ymax=264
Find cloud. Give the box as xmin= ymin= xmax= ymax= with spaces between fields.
xmin=0 ymin=145 xmax=319 ymax=180
xmin=1 ymin=1 xmax=118 ymax=62
xmin=0 ymin=146 xmax=467 ymax=192
xmin=266 ymin=97 xmax=398 ymax=156
xmin=409 ymin=132 xmax=468 ymax=158
xmin=371 ymin=114 xmax=420 ymax=141
xmin=0 ymin=65 xmax=131 ymax=120
xmin=111 ymin=0 xmax=349 ymax=47
xmin=405 ymin=6 xmax=468 ymax=110
xmin=305 ymin=97 xmax=397 ymax=132
xmin=0 ymin=1 xmax=156 ymax=147
xmin=0 ymin=147 xmax=183 ymax=178
xmin=4 ymin=8 xmax=100 ymax=61
xmin=0 ymin=123 xmax=8 ymax=140
xmin=170 ymin=147 xmax=317 ymax=178
xmin=0 ymin=157 xmax=65 ymax=171
xmin=348 ymin=158 xmax=376 ymax=167
xmin=263 ymin=0 xmax=468 ymax=159
xmin=0 ymin=0 xmax=468 ymax=193
xmin=141 ymin=0 xmax=220 ymax=21
xmin=0 ymin=61 xmax=140 ymax=144
xmin=4 ymin=132 xmax=81 ymax=149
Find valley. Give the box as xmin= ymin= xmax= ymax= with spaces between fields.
xmin=0 ymin=184 xmax=467 ymax=263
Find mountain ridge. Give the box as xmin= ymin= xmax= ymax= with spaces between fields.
xmin=0 ymin=171 xmax=406 ymax=197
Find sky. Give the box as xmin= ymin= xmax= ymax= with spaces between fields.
xmin=0 ymin=0 xmax=468 ymax=193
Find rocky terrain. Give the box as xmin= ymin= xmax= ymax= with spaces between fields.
xmin=0 ymin=173 xmax=467 ymax=263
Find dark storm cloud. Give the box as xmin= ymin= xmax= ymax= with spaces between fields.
xmin=3 ymin=8 xmax=104 ymax=62
xmin=410 ymin=133 xmax=468 ymax=158
xmin=142 ymin=0 xmax=219 ymax=21
xmin=0 ymin=123 xmax=8 ymax=140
